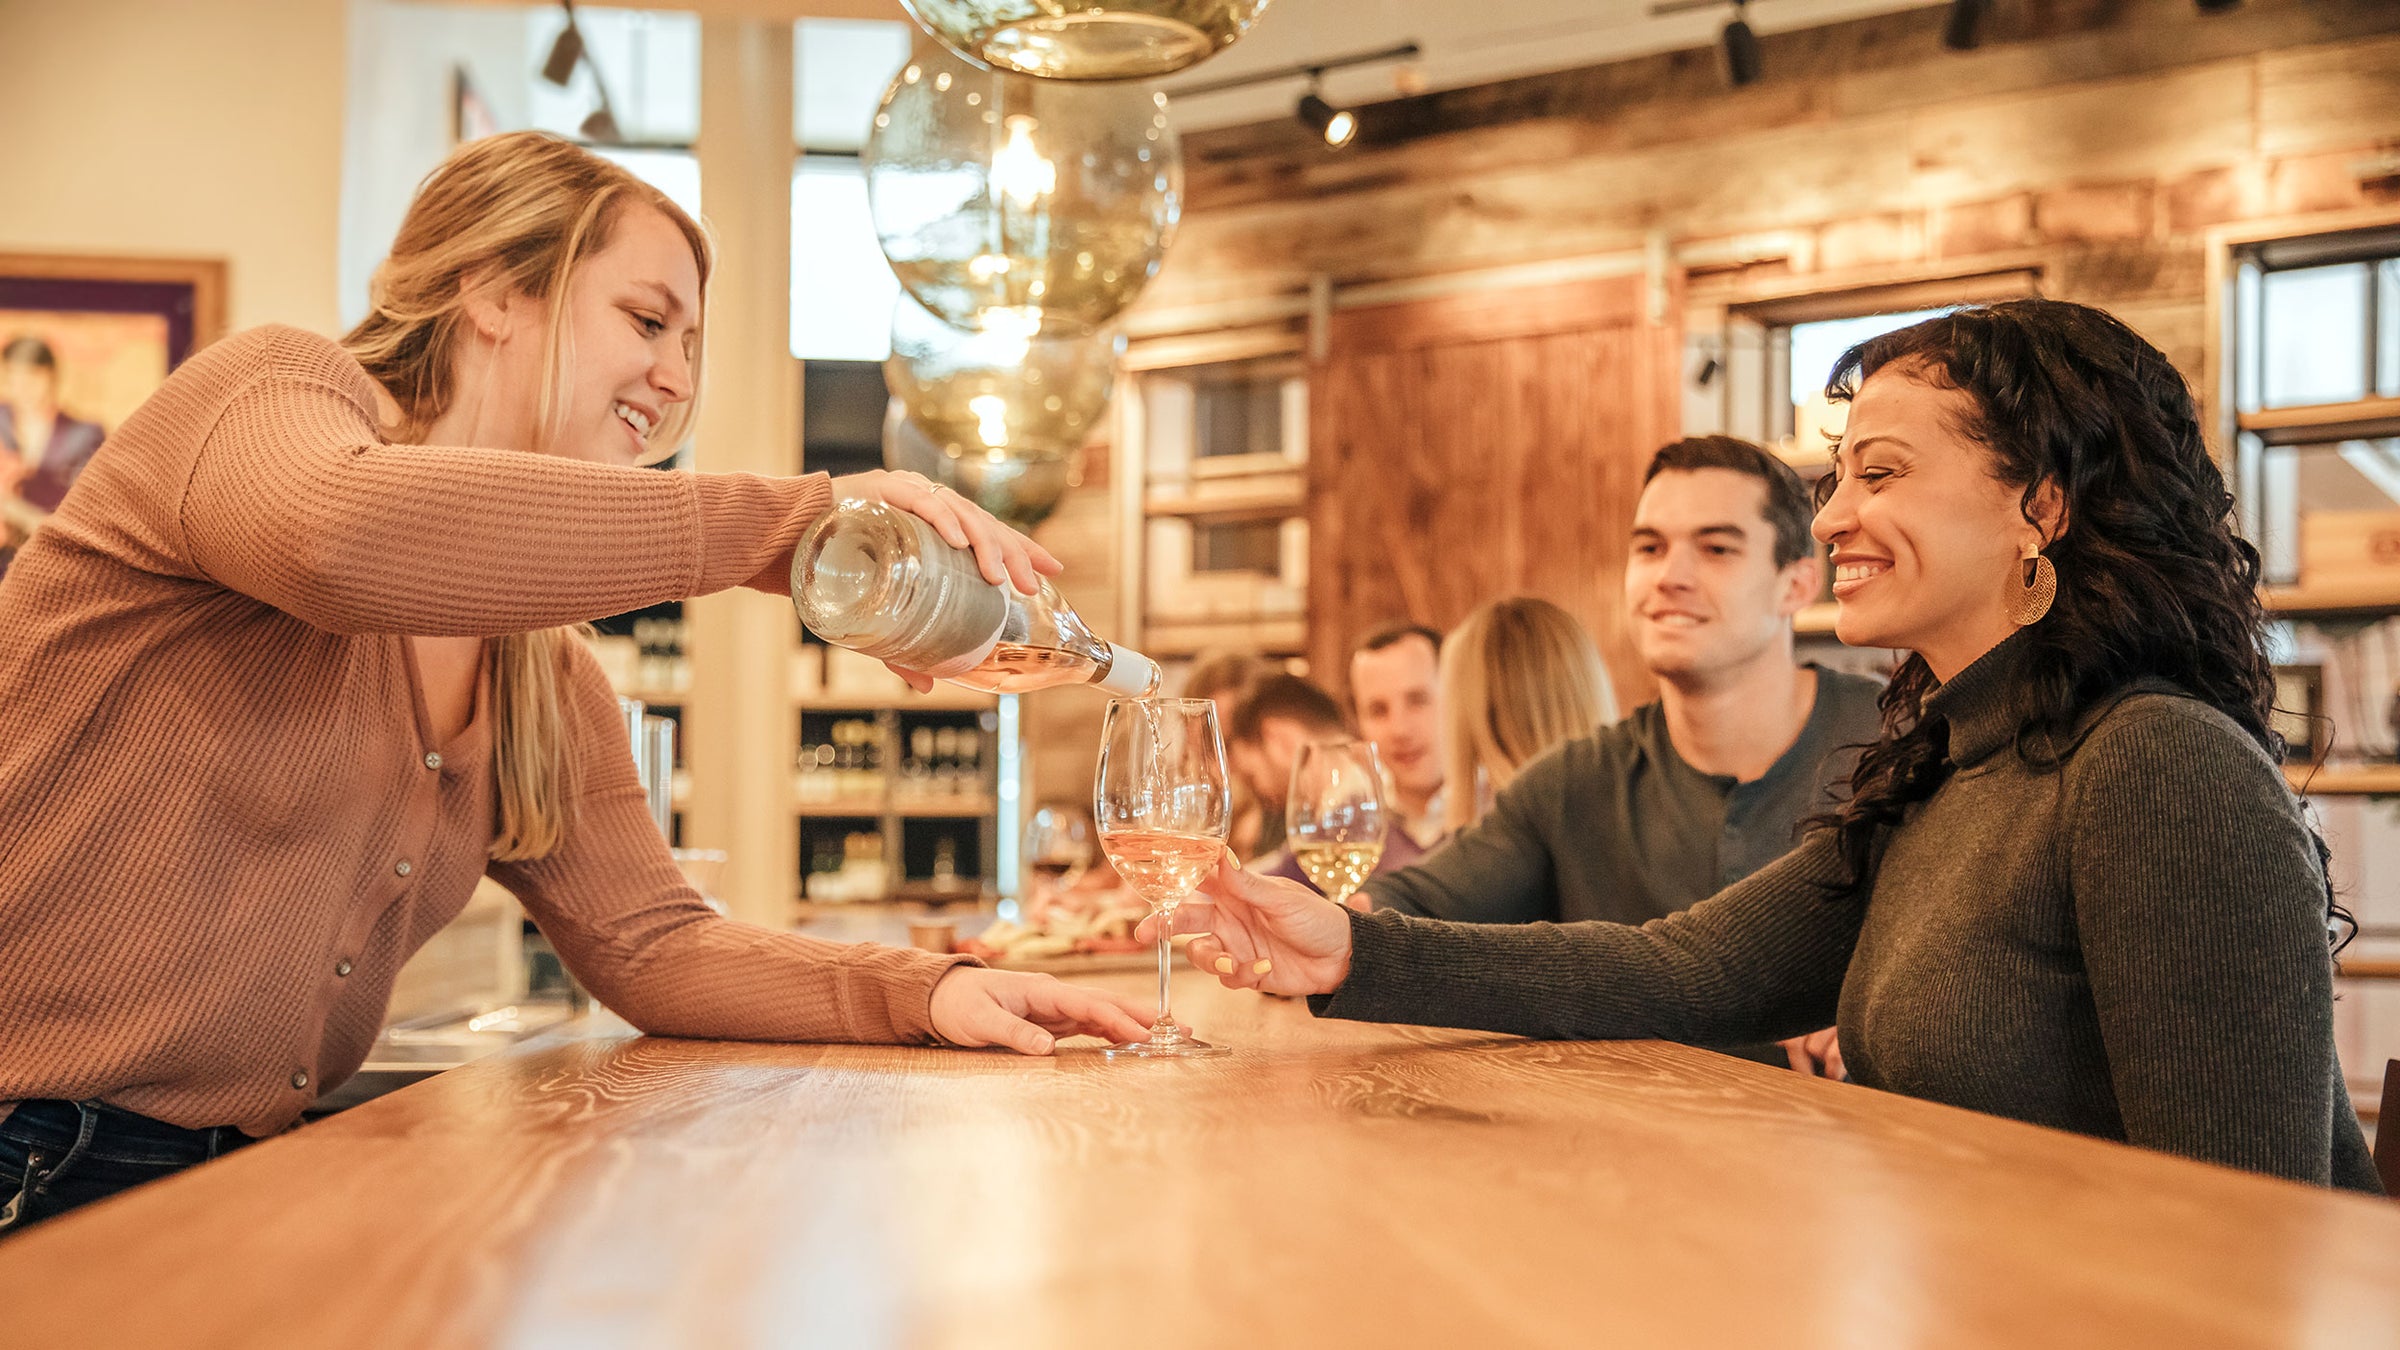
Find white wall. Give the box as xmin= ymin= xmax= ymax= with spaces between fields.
xmin=0 ymin=0 xmax=349 ymax=336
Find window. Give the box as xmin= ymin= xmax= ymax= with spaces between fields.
xmin=2230 ymin=227 xmax=2400 ymax=587
xmin=789 ymin=19 xmax=914 ymax=362
xmin=1706 ymin=272 xmax=2036 ymax=468
xmin=791 ymin=160 xmax=898 ymax=362
xmin=1776 ymin=306 xmax=1953 ymax=469
xmin=1135 ymin=351 xmax=1309 ymax=656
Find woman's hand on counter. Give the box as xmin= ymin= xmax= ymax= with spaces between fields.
xmin=1137 ymin=852 xmax=1353 ymax=998
xmin=830 ymin=470 xmax=1062 ymax=595
xmin=928 ymin=966 xmax=1156 ymax=1054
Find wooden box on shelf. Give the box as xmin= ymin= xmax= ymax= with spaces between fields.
xmin=2301 ymin=511 xmax=2400 ymax=592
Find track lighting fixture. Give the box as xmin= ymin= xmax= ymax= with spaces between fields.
xmin=1721 ymin=2 xmax=1762 ymax=87
xmin=1172 ymin=41 xmax=1417 ymax=149
xmin=541 ymin=1 xmax=585 ymax=86
xmin=539 ymin=0 xmax=622 ymax=145
xmin=1296 ymin=84 xmax=1357 ymax=149
xmin=1943 ymin=0 xmax=1990 ymax=51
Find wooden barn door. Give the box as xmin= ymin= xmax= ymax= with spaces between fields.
xmin=1308 ymin=270 xmax=1680 ymax=705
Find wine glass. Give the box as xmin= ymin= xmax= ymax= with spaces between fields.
xmin=1015 ymin=801 xmax=1096 ymax=924
xmin=1094 ymin=697 xmax=1231 ymax=1059
xmin=1286 ymin=738 xmax=1387 ymax=909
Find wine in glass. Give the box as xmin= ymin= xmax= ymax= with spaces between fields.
xmin=1017 ymin=801 xmax=1096 ymax=924
xmin=1287 ymin=738 xmax=1387 ymax=908
xmin=1094 ymin=697 xmax=1231 ymax=1059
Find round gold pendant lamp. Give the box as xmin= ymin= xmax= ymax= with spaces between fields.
xmin=864 ymin=41 xmax=1182 ymax=338
xmin=897 ymin=0 xmax=1274 ymax=82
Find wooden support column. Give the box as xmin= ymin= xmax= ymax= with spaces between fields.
xmin=687 ymin=18 xmax=799 ymax=927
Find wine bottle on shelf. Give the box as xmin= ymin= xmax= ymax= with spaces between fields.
xmin=792 ymin=500 xmax=1160 ymax=698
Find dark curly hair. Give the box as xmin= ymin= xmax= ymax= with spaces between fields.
xmin=1806 ymin=298 xmax=2348 ymax=948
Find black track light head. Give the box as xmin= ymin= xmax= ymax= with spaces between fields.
xmin=1296 ymin=90 xmax=1357 ymax=148
xmin=1721 ymin=8 xmax=1762 ymax=88
xmin=541 ymin=5 xmax=585 ymax=87
xmin=1944 ymin=0 xmax=1991 ymax=51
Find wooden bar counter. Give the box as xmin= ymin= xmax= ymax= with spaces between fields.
xmin=1 ymin=965 xmax=2396 ymax=1347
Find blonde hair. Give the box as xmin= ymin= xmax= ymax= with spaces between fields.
xmin=1439 ymin=598 xmax=1618 ymax=833
xmin=343 ymin=131 xmax=713 ymax=861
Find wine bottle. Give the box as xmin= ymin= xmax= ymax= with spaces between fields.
xmin=792 ymin=499 xmax=1161 ymax=698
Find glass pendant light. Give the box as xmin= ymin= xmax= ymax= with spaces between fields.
xmin=886 ymin=293 xmax=1122 ymax=462
xmin=882 ymin=398 xmax=1078 ymax=531
xmin=864 ymin=40 xmax=1181 ymax=337
xmin=898 ymin=0 xmax=1273 ymax=81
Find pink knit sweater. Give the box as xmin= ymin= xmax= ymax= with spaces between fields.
xmin=0 ymin=325 xmax=967 ymax=1135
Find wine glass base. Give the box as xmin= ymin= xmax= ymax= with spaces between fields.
xmin=1102 ymin=1027 xmax=1229 ymax=1060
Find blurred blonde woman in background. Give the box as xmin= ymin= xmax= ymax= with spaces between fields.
xmin=1439 ymin=598 xmax=1617 ymax=833
xmin=0 ymin=131 xmax=1152 ymax=1235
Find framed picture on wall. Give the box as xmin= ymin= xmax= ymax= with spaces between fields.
xmin=0 ymin=252 xmax=226 ymax=555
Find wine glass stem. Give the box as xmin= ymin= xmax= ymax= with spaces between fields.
xmin=1153 ymin=908 xmax=1175 ymax=1039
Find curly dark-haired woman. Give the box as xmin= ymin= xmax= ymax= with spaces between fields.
xmin=1152 ymin=298 xmax=2380 ymax=1192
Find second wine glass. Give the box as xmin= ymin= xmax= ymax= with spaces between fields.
xmin=1286 ymin=737 xmax=1387 ymax=908
xmin=1017 ymin=801 xmax=1096 ymax=924
xmin=1094 ymin=697 xmax=1230 ymax=1059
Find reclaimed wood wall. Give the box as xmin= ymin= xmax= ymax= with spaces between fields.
xmin=1310 ymin=272 xmax=1678 ymax=701
xmin=1106 ymin=0 xmax=2400 ymax=704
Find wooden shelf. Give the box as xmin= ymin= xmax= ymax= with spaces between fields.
xmin=2260 ymin=580 xmax=2400 ymax=621
xmin=2286 ymin=765 xmax=2400 ymax=796
xmin=798 ymin=688 xmax=998 ymax=712
xmin=888 ymin=797 xmax=999 ymax=818
xmin=2236 ymin=396 xmax=2400 ymax=438
xmin=795 ymin=797 xmax=997 ymax=819
xmin=1143 ymin=482 xmax=1306 ymax=520
xmin=614 ymin=688 xmax=687 ymax=706
xmin=2336 ymin=956 xmax=2400 ymax=981
xmin=795 ymin=798 xmax=890 ymax=818
xmin=1143 ymin=616 xmax=1309 ymax=657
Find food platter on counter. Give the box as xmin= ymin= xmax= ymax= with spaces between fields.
xmin=954 ymin=904 xmax=1180 ymax=973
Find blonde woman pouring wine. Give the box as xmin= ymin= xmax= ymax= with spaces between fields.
xmin=0 ymin=132 xmax=1153 ymax=1235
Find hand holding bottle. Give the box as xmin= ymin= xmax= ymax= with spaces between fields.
xmin=808 ymin=470 xmax=1064 ymax=692
xmin=793 ymin=499 xmax=1158 ymax=699
xmin=830 ymin=469 xmax=1060 ymax=594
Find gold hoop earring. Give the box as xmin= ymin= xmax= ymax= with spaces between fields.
xmin=2008 ymin=543 xmax=2056 ymax=626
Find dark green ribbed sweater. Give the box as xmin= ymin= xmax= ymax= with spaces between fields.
xmin=1315 ymin=635 xmax=2382 ymax=1193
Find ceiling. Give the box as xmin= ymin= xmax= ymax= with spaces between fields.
xmin=499 ymin=0 xmax=1953 ymax=131
xmin=1156 ymin=0 xmax=1948 ymax=131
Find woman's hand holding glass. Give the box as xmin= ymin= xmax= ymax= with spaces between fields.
xmin=1137 ymin=851 xmax=1356 ymax=998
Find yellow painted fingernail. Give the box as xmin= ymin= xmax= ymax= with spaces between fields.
xmin=1213 ymin=956 xmax=1235 ymax=974
xmin=1253 ymin=959 xmax=1274 ymax=975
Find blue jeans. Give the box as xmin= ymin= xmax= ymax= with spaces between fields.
xmin=0 ymin=1099 xmax=255 ymax=1237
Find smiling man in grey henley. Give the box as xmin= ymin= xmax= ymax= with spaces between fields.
xmin=1363 ymin=437 xmax=1883 ymax=1074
